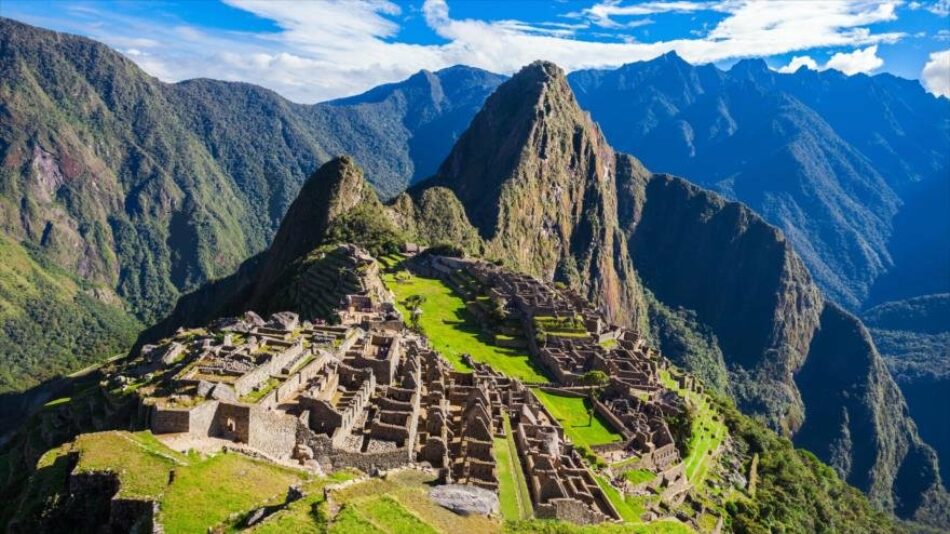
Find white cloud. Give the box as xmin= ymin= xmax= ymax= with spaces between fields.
xmin=922 ymin=49 xmax=950 ymax=96
xmin=776 ymin=45 xmax=884 ymax=75
xmin=778 ymin=55 xmax=820 ymax=73
xmin=826 ymin=44 xmax=885 ymax=74
xmin=5 ymin=0 xmax=908 ymax=102
xmin=578 ymin=1 xmax=715 ymax=28
xmin=909 ymin=0 xmax=950 ymax=15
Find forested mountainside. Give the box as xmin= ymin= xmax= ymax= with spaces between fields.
xmin=567 ymin=55 xmax=950 ymax=491
xmin=0 ymin=17 xmax=502 ymax=393
xmin=865 ymin=294 xmax=950 ymax=488
xmin=2 ymin=15 xmax=948 ymax=528
xmin=0 ymin=236 xmax=139 ymax=395
xmin=142 ymin=62 xmax=948 ymax=527
xmin=568 ymin=52 xmax=950 ymax=311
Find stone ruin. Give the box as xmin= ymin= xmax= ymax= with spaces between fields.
xmin=118 ymin=250 xmax=709 ymax=526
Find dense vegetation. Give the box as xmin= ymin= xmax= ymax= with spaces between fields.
xmin=0 ymin=237 xmax=139 ymax=394
xmin=865 ymin=294 xmax=950 ymax=490
xmin=0 ymin=17 xmax=502 ymax=395
xmin=645 ymin=290 xmax=729 ymax=395
xmin=712 ymin=393 xmax=896 ymax=533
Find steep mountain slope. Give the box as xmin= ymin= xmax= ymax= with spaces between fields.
xmin=0 ymin=18 xmax=501 ymax=392
xmin=409 ymin=62 xmax=947 ymax=525
xmin=569 ymin=60 xmax=950 ymax=505
xmin=568 ymin=53 xmax=949 ymax=310
xmin=0 ymin=236 xmax=139 ymax=395
xmin=422 ymin=61 xmax=647 ymax=329
xmin=865 ymin=294 xmax=950 ymax=489
xmin=139 ymin=156 xmax=409 ymax=342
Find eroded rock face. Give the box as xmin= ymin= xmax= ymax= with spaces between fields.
xmin=429 ymin=484 xmax=500 ymax=516
xmin=424 ymin=61 xmax=647 ymax=329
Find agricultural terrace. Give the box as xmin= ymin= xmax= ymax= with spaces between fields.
xmin=531 ymin=388 xmax=623 ymax=450
xmin=324 ymin=469 xmax=499 ymax=534
xmin=37 ymin=431 xmax=314 ymax=534
xmin=496 ymin=415 xmax=534 ymax=519
xmin=661 ymin=370 xmax=727 ymax=484
xmin=381 ymin=261 xmax=550 ymax=383
xmin=533 ymin=315 xmax=591 ymax=338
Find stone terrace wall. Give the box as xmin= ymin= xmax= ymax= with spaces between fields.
xmin=214 ymin=403 xmax=251 ymax=443
xmin=249 ymin=408 xmax=297 ymax=458
xmin=593 ymin=399 xmax=634 ymax=440
xmin=328 ymin=447 xmax=414 ymax=473
xmin=259 ymin=356 xmax=328 ymax=409
xmin=149 ymin=406 xmax=191 ymax=434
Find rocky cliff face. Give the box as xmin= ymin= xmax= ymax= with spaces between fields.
xmin=620 ymin=173 xmax=823 ymax=432
xmin=424 ymin=61 xmax=646 ymax=328
xmin=617 ymin=170 xmax=948 ymax=523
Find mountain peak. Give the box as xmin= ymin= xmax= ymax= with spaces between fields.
xmin=729 ymin=58 xmax=772 ymax=79
xmin=250 ymin=156 xmax=378 ymax=304
xmin=520 ymin=60 xmax=566 ymax=79
xmin=431 ymin=60 xmax=606 ymax=237
xmin=422 ymin=60 xmax=643 ymax=326
xmin=660 ymin=50 xmax=689 ymax=64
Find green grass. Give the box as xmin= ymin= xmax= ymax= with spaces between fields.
xmin=160 ymin=452 xmax=308 ymax=533
xmin=378 ymin=253 xmax=406 ymax=271
xmin=531 ymin=389 xmax=623 ymax=449
xmin=37 ymin=430 xmax=314 ymax=533
xmin=341 ymin=495 xmax=439 ymax=534
xmin=533 ymin=316 xmax=589 ymax=337
xmin=42 ymin=397 xmax=71 ymax=408
xmin=660 ymin=371 xmax=727 ymax=485
xmin=331 ymin=504 xmax=387 ymax=534
xmin=496 ymin=416 xmax=533 ymax=519
xmin=383 ymin=272 xmax=550 ymax=383
xmin=327 ymin=470 xmax=499 ymax=533
xmin=622 ymin=469 xmax=656 ymax=485
xmin=241 ymin=377 xmax=281 ymax=403
xmin=593 ymin=475 xmax=641 ymax=523
xmin=249 ymin=471 xmax=358 ymax=533
xmin=72 ymin=431 xmax=180 ymax=499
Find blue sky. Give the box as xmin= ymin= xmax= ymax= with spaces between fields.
xmin=3 ymin=0 xmax=949 ymax=103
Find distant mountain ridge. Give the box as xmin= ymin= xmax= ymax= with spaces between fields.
xmin=568 ymin=52 xmax=950 ymax=311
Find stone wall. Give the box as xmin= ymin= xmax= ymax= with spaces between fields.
xmin=260 ymin=356 xmax=328 ymax=409
xmin=234 ymin=343 xmax=304 ymax=396
xmin=593 ymin=399 xmax=633 ymax=440
xmin=213 ymin=403 xmax=251 ymax=442
xmin=536 ymin=498 xmax=611 ymax=525
xmin=328 ymin=448 xmax=414 ymax=472
xmin=149 ymin=405 xmax=191 ymax=434
xmin=189 ymin=399 xmax=218 ymax=437
xmin=249 ymin=408 xmax=297 ymax=458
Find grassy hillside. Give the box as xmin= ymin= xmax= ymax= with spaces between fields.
xmin=0 ymin=236 xmax=139 ymax=394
